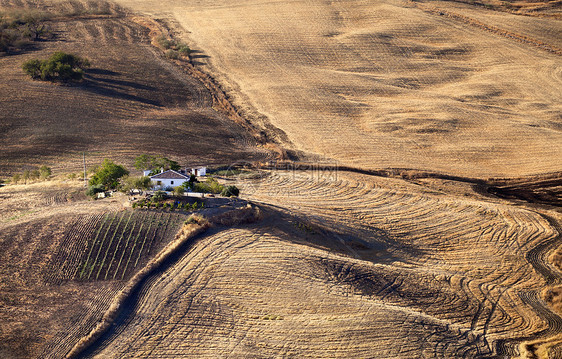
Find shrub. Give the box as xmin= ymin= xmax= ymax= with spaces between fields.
xmin=39 ymin=165 xmax=51 ymax=179
xmin=156 ymin=34 xmax=174 ymax=49
xmin=11 ymin=173 xmax=21 ymax=184
xmin=173 ymin=186 xmax=184 ymax=197
xmin=221 ymin=185 xmax=240 ymax=197
xmin=165 ymin=49 xmax=179 ymax=60
xmin=121 ymin=175 xmax=151 ymax=192
xmin=152 ymin=190 xmax=166 ymax=202
xmin=134 ymin=154 xmax=180 ymax=173
xmin=86 ymin=184 xmax=104 ymax=198
xmin=23 ymin=51 xmax=90 ymax=82
xmin=177 ymin=44 xmax=191 ymax=56
xmin=89 ymin=159 xmax=129 ymax=190
xmin=193 ymin=177 xmax=224 ymax=194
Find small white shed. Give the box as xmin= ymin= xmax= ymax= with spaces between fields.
xmin=192 ymin=166 xmax=207 ymax=177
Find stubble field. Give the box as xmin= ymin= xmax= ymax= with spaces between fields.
xmin=0 ymin=0 xmax=561 ymax=358
xmin=114 ymin=0 xmax=562 ymax=178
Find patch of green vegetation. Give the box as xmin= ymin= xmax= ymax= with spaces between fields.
xmin=0 ymin=9 xmax=52 ymax=53
xmin=23 ymin=51 xmax=90 ymax=82
xmin=86 ymin=159 xmax=128 ymax=198
xmin=213 ymin=169 xmax=245 ymax=176
xmin=121 ymin=175 xmax=151 ymax=192
xmin=5 ymin=209 xmax=35 ymax=222
xmin=294 ymin=221 xmax=319 ymax=234
xmin=10 ymin=165 xmax=52 ymax=185
xmin=261 ymin=314 xmax=283 ymax=320
xmin=156 ymin=34 xmax=191 ymax=59
xmin=134 ymin=154 xmax=180 ymax=174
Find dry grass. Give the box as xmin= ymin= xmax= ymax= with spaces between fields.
xmin=113 ymin=0 xmax=561 ymax=178
xmin=1 ymin=0 xmax=562 ymax=358
xmin=77 ymin=171 xmax=562 ymax=358
xmin=0 ymin=0 xmax=266 ymax=176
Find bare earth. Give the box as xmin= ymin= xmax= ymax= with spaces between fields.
xmin=1 ymin=0 xmax=561 ymax=358
xmin=114 ymin=0 xmax=562 ymax=178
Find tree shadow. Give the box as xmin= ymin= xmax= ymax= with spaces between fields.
xmin=81 ymin=73 xmax=162 ymax=107
xmin=86 ymin=68 xmax=120 ymax=76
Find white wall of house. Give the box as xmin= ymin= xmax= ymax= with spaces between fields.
xmin=192 ymin=167 xmax=207 ymax=176
xmin=151 ymin=178 xmax=188 ymax=189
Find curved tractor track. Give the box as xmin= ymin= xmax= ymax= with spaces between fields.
xmin=78 ymin=170 xmax=562 ymax=358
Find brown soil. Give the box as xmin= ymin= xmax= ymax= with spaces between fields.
xmin=0 ymin=0 xmax=267 ymax=176
xmin=1 ymin=0 xmax=562 ymax=358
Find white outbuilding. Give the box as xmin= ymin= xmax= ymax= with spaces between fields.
xmin=150 ymin=170 xmax=190 ymax=189
xmin=191 ymin=166 xmax=207 ymax=177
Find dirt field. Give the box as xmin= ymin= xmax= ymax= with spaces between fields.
xmin=1 ymin=0 xmax=561 ymax=358
xmin=77 ymin=170 xmax=561 ymax=358
xmin=113 ymin=0 xmax=561 ymax=178
xmin=0 ymin=0 xmax=266 ymax=175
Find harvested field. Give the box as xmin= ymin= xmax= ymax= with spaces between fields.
xmin=1 ymin=0 xmax=561 ymax=358
xmin=0 ymin=181 xmax=189 ymax=358
xmin=82 ymin=170 xmax=562 ymax=358
xmin=114 ymin=0 xmax=562 ymax=178
xmin=0 ymin=0 xmax=266 ymax=175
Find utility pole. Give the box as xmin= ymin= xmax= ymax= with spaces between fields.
xmin=83 ymin=152 xmax=87 ymax=187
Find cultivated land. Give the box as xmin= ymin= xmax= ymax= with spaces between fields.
xmin=0 ymin=0 xmax=267 ymax=175
xmin=0 ymin=0 xmax=561 ymax=358
xmin=115 ymin=0 xmax=562 ymax=178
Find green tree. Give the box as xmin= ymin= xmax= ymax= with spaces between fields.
xmin=89 ymin=159 xmax=129 ymax=190
xmin=221 ymin=185 xmax=240 ymax=197
xmin=121 ymin=175 xmax=151 ymax=192
xmin=39 ymin=165 xmax=51 ymax=179
xmin=22 ymin=51 xmax=90 ymax=82
xmin=173 ymin=186 xmax=184 ymax=197
xmin=134 ymin=154 xmax=180 ymax=173
xmin=11 ymin=173 xmax=20 ymax=184
xmin=86 ymin=184 xmax=105 ymax=198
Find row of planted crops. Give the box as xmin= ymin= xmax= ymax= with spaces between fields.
xmin=45 ymin=210 xmax=188 ymax=283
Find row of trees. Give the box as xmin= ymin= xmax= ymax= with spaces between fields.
xmin=11 ymin=165 xmax=52 ymax=184
xmin=86 ymin=158 xmax=239 ymax=199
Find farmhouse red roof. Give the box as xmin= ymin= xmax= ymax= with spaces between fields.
xmin=150 ymin=170 xmax=189 ymax=179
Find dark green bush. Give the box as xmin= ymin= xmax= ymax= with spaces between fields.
xmin=89 ymin=159 xmax=128 ymax=190
xmin=86 ymin=184 xmax=105 ymax=198
xmin=22 ymin=51 xmax=90 ymax=82
xmin=221 ymin=185 xmax=240 ymax=197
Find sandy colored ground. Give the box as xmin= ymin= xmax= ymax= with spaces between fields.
xmin=112 ymin=0 xmax=561 ymax=178
xmin=86 ymin=170 xmax=562 ymax=358
xmin=1 ymin=0 xmax=561 ymax=358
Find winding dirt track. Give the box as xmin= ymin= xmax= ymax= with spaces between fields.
xmin=83 ymin=171 xmax=562 ymax=358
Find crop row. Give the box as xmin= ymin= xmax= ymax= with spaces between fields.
xmin=73 ymin=210 xmax=187 ymax=281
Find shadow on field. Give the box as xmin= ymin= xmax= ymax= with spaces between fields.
xmin=189 ymin=49 xmax=210 ymax=66
xmin=81 ymin=71 xmax=162 ymax=107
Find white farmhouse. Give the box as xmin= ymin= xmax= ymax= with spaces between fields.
xmin=150 ymin=170 xmax=189 ymax=189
